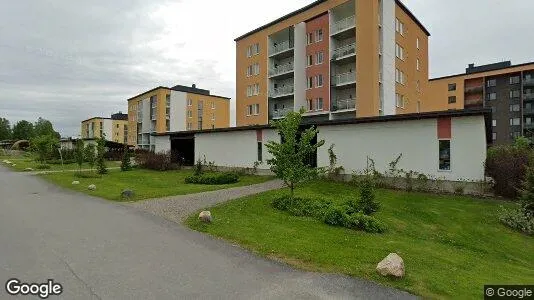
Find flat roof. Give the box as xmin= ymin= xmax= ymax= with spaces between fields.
xmin=430 ymin=61 xmax=534 ymax=81
xmin=81 ymin=117 xmax=111 ymax=123
xmin=126 ymin=86 xmax=230 ymax=102
xmin=154 ymin=108 xmax=490 ymax=137
xmin=234 ymin=0 xmax=430 ymax=41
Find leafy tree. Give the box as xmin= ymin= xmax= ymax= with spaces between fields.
xmin=84 ymin=144 xmax=96 ymax=171
xmin=74 ymin=139 xmax=85 ymax=172
xmin=95 ymin=136 xmax=107 ymax=174
xmin=520 ymin=164 xmax=534 ymax=214
xmin=266 ymin=110 xmax=325 ymax=197
xmin=12 ymin=120 xmax=34 ymax=140
xmin=30 ymin=135 xmax=58 ymax=164
xmin=120 ymin=145 xmax=132 ymax=171
xmin=0 ymin=118 xmax=11 ymax=140
xmin=34 ymin=117 xmax=60 ymax=139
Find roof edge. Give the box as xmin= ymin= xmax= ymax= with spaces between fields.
xmin=430 ymin=61 xmax=534 ymax=81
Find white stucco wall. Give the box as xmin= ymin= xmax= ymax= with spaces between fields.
xmin=103 ymin=119 xmax=113 ymax=140
xmin=293 ymin=22 xmax=307 ymax=112
xmin=317 ymin=116 xmax=487 ymax=181
xmin=381 ymin=0 xmax=396 ymax=115
xmin=170 ymin=90 xmax=186 ymax=132
xmin=154 ymin=136 xmax=171 ymax=153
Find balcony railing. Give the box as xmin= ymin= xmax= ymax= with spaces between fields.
xmin=270 ymin=40 xmax=294 ymax=56
xmin=525 ymin=93 xmax=534 ymax=100
xmin=331 ymin=15 xmax=355 ymax=35
xmin=269 ymin=85 xmax=294 ymax=98
xmin=524 ymin=107 xmax=534 ymax=115
xmin=464 ymin=85 xmax=483 ymax=94
xmin=525 ymin=123 xmax=534 ymax=130
xmin=464 ymin=98 xmax=483 ymax=107
xmin=269 ymin=63 xmax=294 ymax=77
xmin=332 ymin=43 xmax=356 ymax=60
xmin=271 ymin=108 xmax=293 ymax=119
xmin=332 ymin=98 xmax=356 ymax=111
xmin=524 ymin=78 xmax=534 ymax=86
xmin=332 ymin=72 xmax=356 ymax=86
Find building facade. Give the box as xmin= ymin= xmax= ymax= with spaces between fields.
xmin=235 ymin=0 xmax=430 ymax=126
xmin=427 ymin=61 xmax=534 ymax=144
xmin=127 ymin=84 xmax=230 ymax=150
xmin=81 ymin=112 xmax=129 ymax=144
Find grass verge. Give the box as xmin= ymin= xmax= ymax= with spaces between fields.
xmin=186 ymin=180 xmax=534 ymax=299
xmin=1 ymin=159 xmax=120 ymax=172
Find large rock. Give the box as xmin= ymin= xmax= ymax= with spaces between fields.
xmin=198 ymin=211 xmax=212 ymax=223
xmin=88 ymin=184 xmax=96 ymax=191
xmin=24 ymin=168 xmax=34 ymax=172
xmin=121 ymin=189 xmax=135 ymax=200
xmin=4 ymin=160 xmax=11 ymax=164
xmin=72 ymin=181 xmax=80 ymax=185
xmin=376 ymin=253 xmax=405 ymax=277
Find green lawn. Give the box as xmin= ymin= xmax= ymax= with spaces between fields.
xmin=40 ymin=169 xmax=273 ymax=201
xmin=186 ymin=181 xmax=534 ymax=299
xmin=1 ymin=158 xmax=120 ymax=172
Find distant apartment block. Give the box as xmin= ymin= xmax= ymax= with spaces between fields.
xmin=235 ymin=0 xmax=430 ymax=126
xmin=127 ymin=84 xmax=230 ymax=150
xmin=81 ymin=112 xmax=129 ymax=144
xmin=427 ymin=61 xmax=534 ymax=144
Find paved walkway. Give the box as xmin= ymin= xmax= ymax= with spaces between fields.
xmin=0 ymin=166 xmax=416 ymax=299
xmin=128 ymin=179 xmax=286 ymax=222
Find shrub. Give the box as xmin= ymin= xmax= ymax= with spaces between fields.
xmin=499 ymin=206 xmax=534 ymax=235
xmin=74 ymin=172 xmax=102 ymax=179
xmin=36 ymin=164 xmax=51 ymax=170
xmin=185 ymin=172 xmax=239 ymax=185
xmin=193 ymin=158 xmax=203 ymax=176
xmin=135 ymin=150 xmax=178 ymax=171
xmin=322 ymin=206 xmax=349 ymax=226
xmin=121 ymin=146 xmax=132 ymax=171
xmin=272 ymin=196 xmax=331 ymax=219
xmin=47 ymin=159 xmax=75 ymax=165
xmin=344 ymin=213 xmax=387 ymax=233
xmin=485 ymin=140 xmax=532 ymax=199
xmin=358 ymin=176 xmax=380 ymax=215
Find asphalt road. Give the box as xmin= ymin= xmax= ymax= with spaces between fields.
xmin=0 ymin=166 xmax=416 ymax=299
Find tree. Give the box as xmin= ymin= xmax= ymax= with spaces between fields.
xmin=30 ymin=135 xmax=58 ymax=164
xmin=12 ymin=120 xmax=34 ymax=140
xmin=520 ymin=164 xmax=534 ymax=214
xmin=120 ymin=145 xmax=132 ymax=171
xmin=84 ymin=144 xmax=96 ymax=171
xmin=0 ymin=118 xmax=11 ymax=140
xmin=266 ymin=110 xmax=324 ymax=197
xmin=74 ymin=139 xmax=85 ymax=172
xmin=34 ymin=117 xmax=60 ymax=139
xmin=95 ymin=136 xmax=107 ymax=174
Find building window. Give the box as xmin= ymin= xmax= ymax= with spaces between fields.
xmin=307 ymin=32 xmax=314 ymax=45
xmin=510 ymin=76 xmax=520 ymax=85
xmin=510 ymin=118 xmax=520 ymax=126
xmin=416 ymin=37 xmax=420 ymax=49
xmin=307 ymin=55 xmax=313 ymax=67
xmin=253 ymin=83 xmax=259 ymax=95
xmin=395 ymin=93 xmax=404 ymax=108
xmin=166 ymin=120 xmax=170 ymax=131
xmin=247 ymin=84 xmax=260 ymax=96
xmin=395 ymin=69 xmax=405 ymax=85
xmin=307 ymin=99 xmax=313 ymax=111
xmin=316 ymin=51 xmax=324 ymax=64
xmin=188 ymin=110 xmax=192 ymax=118
xmin=315 ymin=29 xmax=323 ymax=42
xmin=492 ymin=132 xmax=497 ymax=141
xmin=510 ymin=104 xmax=520 ymax=112
xmin=416 ymin=80 xmax=421 ymax=93
xmin=510 ymin=132 xmax=521 ymax=139
xmin=395 ymin=44 xmax=404 ymax=60
xmin=257 ymin=142 xmax=263 ymax=162
xmin=438 ymin=140 xmax=451 ymax=171
xmin=254 ymin=63 xmax=260 ymax=76
xmin=492 ymin=106 xmax=497 ymax=114
xmin=247 ymin=43 xmax=260 ymax=57
xmin=315 ymin=74 xmax=323 ymax=87
xmin=307 ymin=77 xmax=313 ymax=89
xmin=211 ymin=113 xmax=215 ymax=121
xmin=488 ymin=92 xmax=497 ymax=101
xmin=247 ymin=104 xmax=259 ymax=116
xmin=487 ymin=79 xmax=497 ymax=87
xmin=448 ymin=96 xmax=456 ymax=104
xmin=510 ymin=90 xmax=520 ymax=98
xmin=211 ymin=102 xmax=215 ymax=109
xmin=395 ymin=18 xmax=404 ymax=35
xmin=315 ymin=98 xmax=324 ymax=111
xmin=448 ymin=83 xmax=456 ymax=91
xmin=212 ymin=125 xmax=215 ymax=129
xmin=187 ymin=98 xmax=192 ymax=106
xmin=492 ymin=119 xmax=496 ymax=127
xmin=246 ymin=65 xmax=252 ymax=77
xmin=416 ymin=59 xmax=420 ymax=71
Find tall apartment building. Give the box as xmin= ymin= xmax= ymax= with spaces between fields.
xmin=235 ymin=0 xmax=430 ymax=126
xmin=427 ymin=61 xmax=534 ymax=144
xmin=127 ymin=84 xmax=230 ymax=150
xmin=81 ymin=112 xmax=129 ymax=144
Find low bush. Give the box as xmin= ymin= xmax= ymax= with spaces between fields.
xmin=73 ymin=172 xmax=102 ymax=179
xmin=358 ymin=176 xmax=380 ymax=215
xmin=322 ymin=206 xmax=348 ymax=226
xmin=344 ymin=213 xmax=387 ymax=233
xmin=273 ymin=196 xmax=331 ymax=218
xmin=499 ymin=206 xmax=534 ymax=235
xmin=135 ymin=150 xmax=179 ymax=171
xmin=185 ymin=172 xmax=239 ymax=185
xmin=36 ymin=164 xmax=51 ymax=170
xmin=48 ymin=159 xmax=76 ymax=165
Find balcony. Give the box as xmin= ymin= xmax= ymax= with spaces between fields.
xmin=464 ymin=85 xmax=483 ymax=94
xmin=269 ymin=40 xmax=294 ymax=59
xmin=332 ymin=98 xmax=356 ymax=112
xmin=332 ymin=72 xmax=356 ymax=87
xmin=269 ymin=62 xmax=294 ymax=79
xmin=270 ymin=108 xmax=293 ymax=120
xmin=332 ymin=43 xmax=356 ymax=63
xmin=525 ymin=123 xmax=534 ymax=130
xmin=524 ymin=107 xmax=534 ymax=115
xmin=525 ymin=93 xmax=534 ymax=101
xmin=524 ymin=78 xmax=534 ymax=87
xmin=464 ymin=98 xmax=483 ymax=107
xmin=269 ymin=85 xmax=294 ymax=98
xmin=331 ymin=15 xmax=355 ymax=37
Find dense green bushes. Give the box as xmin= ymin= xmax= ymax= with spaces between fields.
xmin=499 ymin=161 xmax=534 ymax=235
xmin=185 ymin=172 xmax=239 ymax=185
xmin=134 ymin=150 xmax=180 ymax=171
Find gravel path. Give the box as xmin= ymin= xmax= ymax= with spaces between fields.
xmin=128 ymin=179 xmax=285 ymax=223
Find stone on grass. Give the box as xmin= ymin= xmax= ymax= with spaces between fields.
xmin=4 ymin=160 xmax=12 ymax=164
xmin=198 ymin=211 xmax=212 ymax=223
xmin=24 ymin=168 xmax=34 ymax=172
xmin=72 ymin=181 xmax=80 ymax=185
xmin=376 ymin=253 xmax=405 ymax=278
xmin=12 ymin=164 xmax=16 ymax=167
xmin=88 ymin=184 xmax=96 ymax=191
xmin=121 ymin=189 xmax=135 ymax=200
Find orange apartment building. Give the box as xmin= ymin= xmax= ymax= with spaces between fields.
xmin=127 ymin=84 xmax=230 ymax=150
xmin=427 ymin=61 xmax=534 ymax=144
xmin=235 ymin=0 xmax=430 ymax=126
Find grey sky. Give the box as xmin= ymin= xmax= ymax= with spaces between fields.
xmin=0 ymin=0 xmax=531 ymax=136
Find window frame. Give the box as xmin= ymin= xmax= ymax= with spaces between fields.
xmin=438 ymin=139 xmax=451 ymax=171
xmin=448 ymin=83 xmax=457 ymax=91
xmin=448 ymin=96 xmax=456 ymax=104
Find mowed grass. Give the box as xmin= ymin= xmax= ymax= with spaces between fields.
xmin=1 ymin=158 xmax=121 ymax=172
xmin=40 ymin=168 xmax=273 ymax=201
xmin=186 ymin=180 xmax=534 ymax=299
